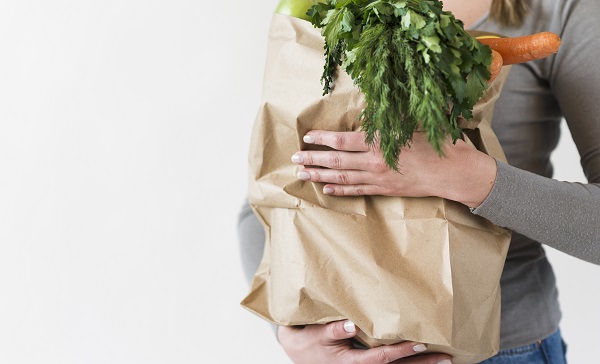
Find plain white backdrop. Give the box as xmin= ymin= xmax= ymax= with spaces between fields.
xmin=0 ymin=1 xmax=597 ymax=363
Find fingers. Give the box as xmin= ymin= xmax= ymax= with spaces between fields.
xmin=280 ymin=321 xmax=453 ymax=364
xmin=292 ymin=150 xmax=381 ymax=171
xmin=293 ymin=131 xmax=389 ymax=171
xmin=351 ymin=342 xmax=429 ymax=364
xmin=321 ymin=184 xmax=388 ymax=196
xmin=298 ymin=168 xmax=369 ymax=185
xmin=297 ymin=168 xmax=392 ymax=196
xmin=304 ymin=131 xmax=372 ymax=152
xmin=292 ymin=150 xmax=389 ymax=173
xmin=293 ymin=157 xmax=396 ymax=196
xmin=350 ymin=342 xmax=454 ymax=364
xmin=321 ymin=320 xmax=360 ymax=344
xmin=318 ymin=322 xmax=452 ymax=364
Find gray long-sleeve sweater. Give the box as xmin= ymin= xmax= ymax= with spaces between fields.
xmin=238 ymin=0 xmax=600 ymax=351
xmin=468 ymin=0 xmax=600 ymax=349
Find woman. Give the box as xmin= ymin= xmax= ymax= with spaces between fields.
xmin=239 ymin=0 xmax=600 ymax=362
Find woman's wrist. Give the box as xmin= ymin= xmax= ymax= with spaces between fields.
xmin=438 ymin=142 xmax=498 ymax=208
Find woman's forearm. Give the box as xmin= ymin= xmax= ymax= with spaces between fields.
xmin=472 ymin=160 xmax=600 ymax=265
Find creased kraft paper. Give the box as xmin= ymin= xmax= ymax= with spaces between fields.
xmin=241 ymin=13 xmax=512 ymax=364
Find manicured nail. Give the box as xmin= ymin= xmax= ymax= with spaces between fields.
xmin=303 ymin=135 xmax=315 ymax=144
xmin=343 ymin=321 xmax=356 ymax=333
xmin=437 ymin=360 xmax=452 ymax=364
xmin=291 ymin=153 xmax=304 ymax=164
xmin=323 ymin=187 xmax=335 ymax=195
xmin=297 ymin=171 xmax=311 ymax=181
xmin=413 ymin=344 xmax=427 ymax=353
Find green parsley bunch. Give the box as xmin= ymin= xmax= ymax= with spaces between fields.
xmin=307 ymin=0 xmax=492 ymax=170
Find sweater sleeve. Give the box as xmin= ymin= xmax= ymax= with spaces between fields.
xmin=472 ymin=161 xmax=600 ymax=264
xmin=473 ymin=0 xmax=600 ymax=265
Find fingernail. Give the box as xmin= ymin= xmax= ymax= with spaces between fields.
xmin=343 ymin=321 xmax=356 ymax=333
xmin=413 ymin=344 xmax=427 ymax=353
xmin=297 ymin=171 xmax=311 ymax=181
xmin=437 ymin=360 xmax=452 ymax=364
xmin=303 ymin=135 xmax=315 ymax=144
xmin=291 ymin=153 xmax=304 ymax=164
xmin=323 ymin=187 xmax=334 ymax=195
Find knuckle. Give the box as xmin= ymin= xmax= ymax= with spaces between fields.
xmin=355 ymin=186 xmax=366 ymax=195
xmin=303 ymin=153 xmax=314 ymax=165
xmin=337 ymin=171 xmax=350 ymax=184
xmin=328 ymin=152 xmax=343 ymax=169
xmin=332 ymin=134 xmax=346 ymax=150
xmin=376 ymin=348 xmax=391 ymax=363
xmin=312 ymin=170 xmax=322 ymax=182
xmin=369 ymin=159 xmax=387 ymax=172
xmin=328 ymin=322 xmax=343 ymax=339
xmin=376 ymin=162 xmax=389 ymax=173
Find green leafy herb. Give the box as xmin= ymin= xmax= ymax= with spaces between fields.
xmin=308 ymin=0 xmax=492 ymax=170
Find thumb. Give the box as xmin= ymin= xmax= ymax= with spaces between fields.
xmin=321 ymin=320 xmax=359 ymax=344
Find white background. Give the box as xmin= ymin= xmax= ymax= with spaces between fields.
xmin=0 ymin=1 xmax=597 ymax=363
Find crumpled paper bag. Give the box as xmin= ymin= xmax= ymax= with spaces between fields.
xmin=241 ymin=13 xmax=512 ymax=364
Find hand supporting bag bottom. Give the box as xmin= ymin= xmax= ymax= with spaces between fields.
xmin=241 ymin=13 xmax=512 ymax=364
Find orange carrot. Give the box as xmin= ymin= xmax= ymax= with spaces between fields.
xmin=488 ymin=49 xmax=503 ymax=83
xmin=477 ymin=32 xmax=561 ymax=65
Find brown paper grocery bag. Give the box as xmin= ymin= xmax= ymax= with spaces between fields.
xmin=241 ymin=13 xmax=512 ymax=364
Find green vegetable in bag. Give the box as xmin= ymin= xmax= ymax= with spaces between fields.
xmin=276 ymin=0 xmax=492 ymax=170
